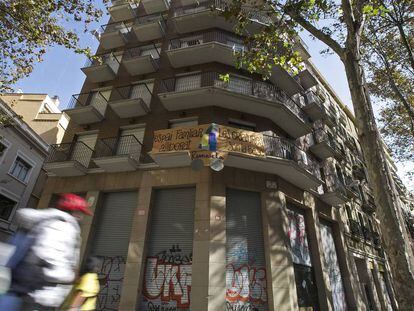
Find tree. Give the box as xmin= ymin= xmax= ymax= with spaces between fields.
xmin=219 ymin=0 xmax=414 ymax=308
xmin=0 ymin=0 xmax=108 ymax=92
xmin=361 ymin=0 xmax=414 ymax=164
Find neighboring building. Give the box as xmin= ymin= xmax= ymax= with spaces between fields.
xmin=0 ymin=93 xmax=69 ymax=145
xmin=39 ymin=1 xmax=398 ymax=310
xmin=0 ymin=99 xmax=49 ymax=241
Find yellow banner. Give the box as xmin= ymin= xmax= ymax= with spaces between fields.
xmin=152 ymin=124 xmax=265 ymax=157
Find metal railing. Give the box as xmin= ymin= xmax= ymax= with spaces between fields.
xmin=67 ymin=92 xmax=109 ymax=111
xmin=160 ymin=72 xmax=308 ymax=123
xmin=345 ymin=175 xmax=361 ymax=199
xmin=263 ymin=133 xmax=321 ymax=178
xmin=84 ymin=52 xmax=121 ymax=69
xmin=349 ymin=219 xmax=364 ymax=239
xmin=372 ymin=232 xmax=381 ymax=248
xmin=93 ymin=135 xmax=143 ymax=161
xmin=362 ymin=226 xmax=373 ymax=241
xmin=46 ymin=141 xmax=93 ymax=168
xmin=174 ymin=0 xmax=272 ymax=26
xmin=123 ymin=44 xmax=161 ymax=61
xmin=110 ymin=83 xmax=152 ymax=106
xmin=324 ymin=173 xmax=348 ymax=196
xmin=305 ymin=90 xmax=324 ymax=110
xmin=169 ymin=30 xmax=246 ymax=53
xmin=135 ymin=12 xmax=166 ymax=27
xmin=361 ymin=184 xmax=376 ymax=213
xmin=313 ymin=127 xmax=346 ymax=158
xmin=111 ymin=0 xmax=139 ymax=8
xmin=101 ymin=21 xmax=132 ymax=34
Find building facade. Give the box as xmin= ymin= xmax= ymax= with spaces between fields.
xmin=0 ymin=99 xmax=49 ymax=240
xmin=1 ymin=93 xmax=69 ymax=145
xmin=40 ymin=0 xmax=398 ymax=310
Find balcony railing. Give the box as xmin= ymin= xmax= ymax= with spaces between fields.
xmin=136 ymin=12 xmax=166 ymax=26
xmin=101 ymin=21 xmax=131 ymax=35
xmin=160 ymin=71 xmax=308 ymax=123
xmin=67 ymin=92 xmax=109 ymax=111
xmin=46 ymin=142 xmax=93 ymax=168
xmin=361 ymin=184 xmax=376 ymax=213
xmin=174 ymin=0 xmax=272 ymax=26
xmin=362 ymin=226 xmax=373 ymax=242
xmin=263 ymin=134 xmax=320 ymax=177
xmin=112 ymin=83 xmax=152 ymax=102
xmin=169 ymin=30 xmax=246 ymax=52
xmin=123 ymin=44 xmax=161 ymax=61
xmin=84 ymin=53 xmax=121 ymax=70
xmin=93 ymin=135 xmax=142 ymax=161
xmin=349 ymin=219 xmax=364 ymax=239
xmin=345 ymin=175 xmax=361 ymax=199
xmin=314 ymin=127 xmax=345 ymax=156
xmin=372 ymin=232 xmax=381 ymax=248
xmin=325 ymin=173 xmax=348 ymax=196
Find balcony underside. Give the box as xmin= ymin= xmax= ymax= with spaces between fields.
xmin=132 ymin=22 xmax=164 ymax=42
xmin=297 ymin=69 xmax=318 ymax=89
xmin=310 ymin=141 xmax=337 ymax=159
xmin=109 ymin=98 xmax=150 ymax=118
xmin=150 ymin=151 xmax=321 ymax=191
xmin=108 ymin=4 xmax=136 ymax=22
xmin=171 ymin=10 xmax=265 ymax=34
xmin=100 ymin=31 xmax=127 ymax=50
xmin=141 ymin=0 xmax=169 ymax=14
xmin=270 ymin=66 xmax=303 ymax=97
xmin=44 ymin=161 xmax=87 ymax=177
xmin=93 ymin=156 xmax=139 ymax=172
xmin=166 ymin=42 xmax=236 ymax=68
xmin=303 ymin=101 xmax=324 ymax=121
xmin=159 ymin=87 xmax=311 ymax=138
xmin=319 ymin=190 xmax=349 ymax=206
xmin=65 ymin=106 xmax=105 ymax=125
xmin=81 ymin=64 xmax=116 ymax=83
xmin=123 ymin=56 xmax=158 ymax=76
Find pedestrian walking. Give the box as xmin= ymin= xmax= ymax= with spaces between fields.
xmin=0 ymin=193 xmax=92 ymax=311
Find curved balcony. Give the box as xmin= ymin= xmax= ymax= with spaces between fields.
xmin=108 ymin=0 xmax=138 ymax=22
xmin=303 ymin=90 xmax=326 ymax=121
xmin=166 ymin=30 xmax=245 ymax=68
xmin=44 ymin=142 xmax=93 ymax=176
xmin=132 ymin=14 xmax=166 ymax=42
xmin=99 ymin=21 xmax=131 ymax=50
xmin=64 ymin=91 xmax=109 ymax=125
xmin=109 ymin=83 xmax=152 ymax=118
xmin=319 ymin=174 xmax=350 ymax=206
xmin=81 ymin=53 xmax=121 ymax=83
xmin=310 ymin=126 xmax=346 ymax=160
xmin=92 ymin=135 xmax=144 ymax=172
xmin=172 ymin=0 xmax=271 ymax=34
xmin=158 ymin=72 xmax=311 ymax=138
xmin=122 ymin=45 xmax=160 ymax=76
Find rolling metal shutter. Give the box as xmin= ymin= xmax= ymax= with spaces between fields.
xmin=226 ymin=189 xmax=268 ymax=311
xmin=140 ymin=188 xmax=196 ymax=311
xmin=320 ymin=221 xmax=347 ymax=311
xmin=90 ymin=191 xmax=138 ymax=311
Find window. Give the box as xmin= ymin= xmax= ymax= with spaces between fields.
xmin=10 ymin=156 xmax=32 ymax=182
xmin=0 ymin=194 xmax=16 ymax=220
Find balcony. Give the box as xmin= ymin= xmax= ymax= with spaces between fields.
xmin=132 ymin=14 xmax=166 ymax=42
xmin=81 ymin=53 xmax=121 ymax=83
xmin=297 ymin=67 xmax=318 ymax=90
xmin=64 ymin=92 xmax=109 ymax=125
xmin=158 ymin=72 xmax=311 ymax=138
xmin=172 ymin=0 xmax=272 ymax=34
xmin=150 ymin=127 xmax=322 ymax=191
xmin=320 ymin=174 xmax=349 ymax=206
xmin=310 ymin=127 xmax=346 ymax=160
xmin=44 ymin=142 xmax=93 ymax=176
xmin=303 ymin=91 xmax=325 ymax=121
xmin=141 ymin=0 xmax=170 ymax=14
xmin=108 ymin=83 xmax=152 ymax=118
xmin=361 ymin=184 xmax=376 ymax=213
xmin=344 ymin=175 xmax=361 ymax=200
xmin=99 ymin=21 xmax=131 ymax=50
xmin=269 ymin=66 xmax=304 ymax=97
xmin=92 ymin=135 xmax=143 ymax=172
xmin=122 ymin=45 xmax=160 ymax=76
xmin=166 ymin=31 xmax=245 ymax=68
xmin=372 ymin=232 xmax=381 ymax=249
xmin=108 ymin=0 xmax=138 ymax=22
xmin=349 ymin=219 xmax=364 ymax=240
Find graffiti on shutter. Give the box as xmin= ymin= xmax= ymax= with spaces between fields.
xmin=226 ymin=189 xmax=268 ymax=311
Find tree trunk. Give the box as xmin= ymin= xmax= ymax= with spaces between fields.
xmin=342 ymin=47 xmax=414 ymax=310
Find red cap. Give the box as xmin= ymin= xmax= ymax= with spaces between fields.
xmin=57 ymin=193 xmax=93 ymax=216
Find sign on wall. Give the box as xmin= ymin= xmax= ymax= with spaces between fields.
xmin=152 ymin=124 xmax=266 ymax=158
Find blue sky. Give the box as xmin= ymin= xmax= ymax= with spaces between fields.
xmin=11 ymin=13 xmax=413 ymax=189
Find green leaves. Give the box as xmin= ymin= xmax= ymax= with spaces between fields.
xmin=0 ymin=0 xmax=107 ymax=92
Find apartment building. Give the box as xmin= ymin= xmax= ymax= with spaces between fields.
xmin=0 ymin=93 xmax=69 ymax=145
xmin=39 ymin=0 xmax=397 ymax=310
xmin=0 ymin=99 xmax=49 ymax=240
